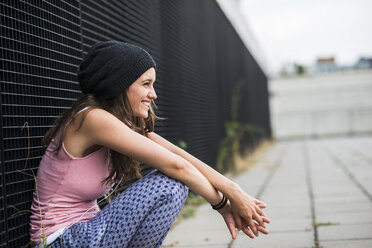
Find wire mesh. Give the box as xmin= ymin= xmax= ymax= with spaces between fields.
xmin=0 ymin=0 xmax=270 ymax=246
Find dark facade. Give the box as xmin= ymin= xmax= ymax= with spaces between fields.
xmin=0 ymin=1 xmax=271 ymax=246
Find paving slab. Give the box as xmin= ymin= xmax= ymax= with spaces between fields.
xmin=316 ymin=209 xmax=372 ymax=225
xmin=162 ymin=205 xmax=232 ymax=247
xmin=232 ymin=230 xmax=313 ymax=248
xmin=320 ymin=238 xmax=372 ymax=248
xmin=315 ymin=201 xmax=372 ymax=214
xmin=318 ymin=223 xmax=372 ymax=242
xmin=264 ymin=218 xmax=312 ymax=233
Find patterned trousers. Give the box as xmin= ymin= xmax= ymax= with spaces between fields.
xmin=50 ymin=170 xmax=188 ymax=248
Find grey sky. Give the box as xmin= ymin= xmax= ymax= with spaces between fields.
xmin=239 ymin=0 xmax=372 ymax=73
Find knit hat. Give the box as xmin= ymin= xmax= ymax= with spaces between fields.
xmin=77 ymin=41 xmax=156 ymax=99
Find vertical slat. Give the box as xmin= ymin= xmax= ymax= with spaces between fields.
xmin=0 ymin=20 xmax=8 ymax=247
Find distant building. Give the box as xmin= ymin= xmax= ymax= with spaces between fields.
xmin=316 ymin=57 xmax=336 ymax=72
xmin=355 ymin=57 xmax=372 ymax=69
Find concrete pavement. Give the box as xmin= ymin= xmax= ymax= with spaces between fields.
xmin=162 ymin=136 xmax=372 ymax=248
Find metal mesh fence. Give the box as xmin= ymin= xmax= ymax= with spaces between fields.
xmin=0 ymin=0 xmax=270 ymax=246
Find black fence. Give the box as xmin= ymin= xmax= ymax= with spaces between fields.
xmin=0 ymin=0 xmax=271 ymax=247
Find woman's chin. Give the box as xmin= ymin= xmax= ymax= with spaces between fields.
xmin=135 ymin=112 xmax=149 ymax=119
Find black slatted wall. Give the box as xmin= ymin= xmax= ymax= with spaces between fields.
xmin=1 ymin=1 xmax=82 ymax=247
xmin=0 ymin=0 xmax=271 ymax=247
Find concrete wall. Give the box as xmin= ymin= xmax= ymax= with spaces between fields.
xmin=269 ymin=70 xmax=372 ymax=139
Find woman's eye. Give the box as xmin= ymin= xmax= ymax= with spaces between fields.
xmin=143 ymin=82 xmax=150 ymax=86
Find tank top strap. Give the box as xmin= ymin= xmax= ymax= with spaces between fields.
xmin=65 ymin=106 xmax=90 ymax=129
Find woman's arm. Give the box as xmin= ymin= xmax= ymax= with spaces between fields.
xmin=147 ymin=132 xmax=240 ymax=197
xmin=147 ymin=132 xmax=270 ymax=236
xmin=80 ymin=109 xmax=223 ymax=206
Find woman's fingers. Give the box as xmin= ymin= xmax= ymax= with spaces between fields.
xmin=257 ymin=203 xmax=267 ymax=209
xmin=241 ymin=221 xmax=269 ymax=238
xmin=255 ymin=204 xmax=270 ymax=221
xmin=221 ymin=209 xmax=238 ymax=240
xmin=233 ymin=212 xmax=243 ymax=230
xmin=253 ymin=197 xmax=263 ymax=202
xmin=256 ymin=224 xmax=269 ymax=235
xmin=227 ymin=222 xmax=237 ymax=240
xmin=242 ymin=225 xmax=255 ymax=239
xmin=254 ymin=198 xmax=266 ymax=206
xmin=246 ymin=215 xmax=258 ymax=237
xmin=243 ymin=209 xmax=270 ymax=236
xmin=255 ymin=204 xmax=265 ymax=215
xmin=262 ymin=216 xmax=271 ymax=224
xmin=229 ymin=193 xmax=271 ymax=238
xmin=253 ymin=211 xmax=264 ymax=227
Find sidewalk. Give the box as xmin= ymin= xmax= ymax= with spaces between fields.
xmin=162 ymin=136 xmax=372 ymax=248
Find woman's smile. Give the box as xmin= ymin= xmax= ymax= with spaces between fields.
xmin=142 ymin=100 xmax=150 ymax=109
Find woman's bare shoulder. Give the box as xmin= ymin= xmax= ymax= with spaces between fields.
xmin=81 ymin=108 xmax=132 ymax=140
xmin=83 ymin=108 xmax=117 ymax=125
xmin=85 ymin=107 xmax=112 ymax=118
xmin=63 ymin=108 xmax=114 ymax=156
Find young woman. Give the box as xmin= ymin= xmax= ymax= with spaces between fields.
xmin=30 ymin=41 xmax=270 ymax=248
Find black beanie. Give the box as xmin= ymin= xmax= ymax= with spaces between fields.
xmin=77 ymin=41 xmax=156 ymax=99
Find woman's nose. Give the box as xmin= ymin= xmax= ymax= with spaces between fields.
xmin=148 ymin=87 xmax=157 ymax=99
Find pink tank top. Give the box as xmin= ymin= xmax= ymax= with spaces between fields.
xmin=29 ymin=108 xmax=111 ymax=244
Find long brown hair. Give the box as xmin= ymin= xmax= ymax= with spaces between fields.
xmin=43 ymin=92 xmax=158 ymax=186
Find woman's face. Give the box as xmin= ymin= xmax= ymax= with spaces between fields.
xmin=126 ymin=67 xmax=157 ymax=118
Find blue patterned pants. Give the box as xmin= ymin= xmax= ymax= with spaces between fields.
xmin=50 ymin=170 xmax=188 ymax=248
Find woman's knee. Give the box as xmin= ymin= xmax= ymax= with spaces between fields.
xmin=169 ymin=177 xmax=189 ymax=208
xmin=147 ymin=171 xmax=188 ymax=207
